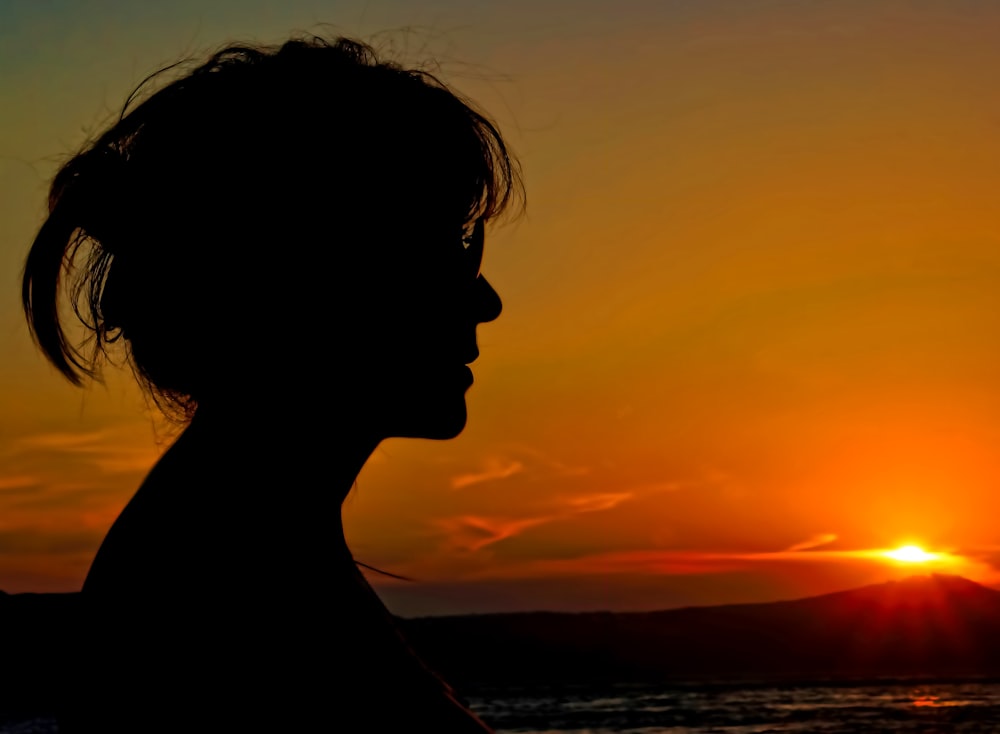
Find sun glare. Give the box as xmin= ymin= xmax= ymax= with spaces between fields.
xmin=884 ymin=545 xmax=938 ymax=563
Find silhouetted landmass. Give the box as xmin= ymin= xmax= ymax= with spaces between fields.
xmin=401 ymin=574 xmax=1000 ymax=688
xmin=0 ymin=591 xmax=79 ymax=719
xmin=6 ymin=573 xmax=1000 ymax=726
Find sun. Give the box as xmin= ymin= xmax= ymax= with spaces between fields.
xmin=884 ymin=545 xmax=938 ymax=563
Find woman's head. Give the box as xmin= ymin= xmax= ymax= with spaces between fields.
xmin=22 ymin=35 xmax=522 ymax=435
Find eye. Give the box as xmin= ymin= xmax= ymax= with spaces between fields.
xmin=461 ymin=218 xmax=484 ymax=279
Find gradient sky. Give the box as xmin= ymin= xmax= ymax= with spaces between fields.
xmin=3 ymin=0 xmax=1000 ymax=617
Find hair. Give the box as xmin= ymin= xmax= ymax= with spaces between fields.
xmin=22 ymin=34 xmax=523 ymax=422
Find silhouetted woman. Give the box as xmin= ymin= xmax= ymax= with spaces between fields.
xmin=20 ymin=34 xmax=522 ymax=733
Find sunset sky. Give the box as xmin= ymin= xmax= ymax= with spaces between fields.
xmin=3 ymin=0 xmax=1000 ymax=617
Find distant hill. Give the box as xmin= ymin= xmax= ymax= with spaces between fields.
xmin=400 ymin=574 xmax=1000 ymax=687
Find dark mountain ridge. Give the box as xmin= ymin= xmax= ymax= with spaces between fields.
xmin=400 ymin=574 xmax=1000 ymax=687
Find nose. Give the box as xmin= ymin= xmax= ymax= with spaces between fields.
xmin=475 ymin=275 xmax=502 ymax=324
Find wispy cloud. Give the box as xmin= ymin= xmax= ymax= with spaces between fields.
xmin=564 ymin=491 xmax=634 ymax=513
xmin=505 ymin=444 xmax=590 ymax=478
xmin=0 ymin=475 xmax=39 ymax=491
xmin=16 ymin=430 xmax=109 ymax=451
xmin=433 ymin=489 xmax=644 ymax=556
xmin=430 ymin=544 xmax=972 ymax=583
xmin=451 ymin=458 xmax=525 ymax=489
xmin=88 ymin=447 xmax=161 ymax=474
xmin=435 ymin=515 xmax=552 ymax=552
xmin=785 ymin=533 xmax=838 ymax=552
xmin=13 ymin=427 xmax=160 ymax=476
xmin=0 ymin=528 xmax=102 ymax=555
xmin=449 ymin=445 xmax=590 ymax=491
xmin=506 ymin=549 xmax=742 ymax=579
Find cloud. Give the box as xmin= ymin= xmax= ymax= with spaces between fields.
xmin=88 ymin=447 xmax=162 ymax=474
xmin=430 ymin=490 xmax=641 ymax=559
xmin=15 ymin=431 xmax=109 ymax=451
xmin=429 ymin=549 xmax=743 ymax=581
xmin=13 ymin=427 xmax=160 ymax=476
xmin=785 ymin=533 xmax=838 ymax=552
xmin=503 ymin=444 xmax=590 ymax=478
xmin=563 ymin=492 xmax=634 ymax=514
xmin=451 ymin=458 xmax=525 ymax=489
xmin=450 ymin=445 xmax=590 ymax=489
xmin=435 ymin=515 xmax=552 ymax=552
xmin=0 ymin=475 xmax=39 ymax=491
xmin=0 ymin=528 xmax=101 ymax=555
xmin=417 ymin=542 xmax=976 ymax=584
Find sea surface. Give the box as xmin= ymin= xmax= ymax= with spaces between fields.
xmin=466 ymin=680 xmax=1000 ymax=733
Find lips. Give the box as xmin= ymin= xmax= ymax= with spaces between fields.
xmin=460 ymin=348 xmax=480 ymax=364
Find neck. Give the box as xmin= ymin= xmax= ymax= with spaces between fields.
xmin=181 ymin=400 xmax=383 ymax=571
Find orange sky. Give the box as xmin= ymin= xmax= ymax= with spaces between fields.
xmin=2 ymin=1 xmax=1000 ymax=616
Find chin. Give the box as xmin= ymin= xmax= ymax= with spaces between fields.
xmin=389 ymin=400 xmax=469 ymax=441
xmin=406 ymin=410 xmax=468 ymax=440
xmin=371 ymin=371 xmax=474 ymax=441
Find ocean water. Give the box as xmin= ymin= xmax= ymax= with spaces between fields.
xmin=0 ymin=720 xmax=55 ymax=734
xmin=467 ymin=680 xmax=1000 ymax=733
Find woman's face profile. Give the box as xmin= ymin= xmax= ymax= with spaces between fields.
xmin=342 ymin=214 xmax=503 ymax=442
xmin=19 ymin=37 xmax=521 ymax=437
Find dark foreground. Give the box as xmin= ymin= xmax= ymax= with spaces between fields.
xmin=8 ymin=679 xmax=1000 ymax=733
xmin=7 ymin=575 xmax=1000 ymax=731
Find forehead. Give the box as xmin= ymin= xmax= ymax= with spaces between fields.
xmin=389 ymin=189 xmax=478 ymax=235
xmin=388 ymin=134 xmax=486 ymax=221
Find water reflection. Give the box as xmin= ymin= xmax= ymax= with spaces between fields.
xmin=469 ymin=680 xmax=1000 ymax=733
xmin=910 ymin=687 xmax=976 ymax=708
